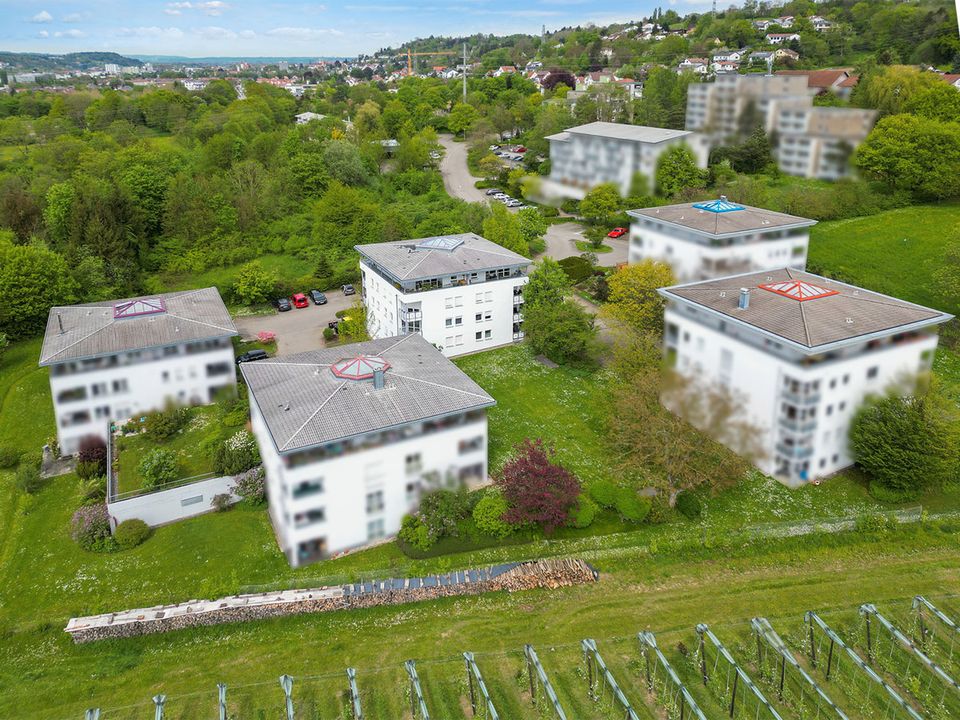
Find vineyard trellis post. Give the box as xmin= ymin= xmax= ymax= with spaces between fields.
xmin=346 ymin=667 xmax=363 ymax=720
xmin=524 ymin=644 xmax=568 ymax=720
xmin=580 ymin=638 xmax=640 ymax=720
xmin=279 ymin=674 xmax=294 ymax=720
xmin=804 ymin=611 xmax=924 ymax=720
xmin=912 ymin=596 xmax=959 ymax=668
xmin=217 ymin=682 xmax=227 ymax=720
xmin=152 ymin=694 xmax=166 ymax=720
xmin=84 ymin=710 xmax=100 ymax=720
xmin=405 ymin=659 xmax=431 ymax=720
xmin=637 ymin=630 xmax=708 ymax=720
xmin=463 ymin=652 xmax=500 ymax=719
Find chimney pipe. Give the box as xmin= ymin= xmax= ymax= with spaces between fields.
xmin=738 ymin=288 xmax=750 ymax=310
xmin=373 ymin=367 xmax=385 ymax=390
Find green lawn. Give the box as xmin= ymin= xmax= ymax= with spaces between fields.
xmin=115 ymin=405 xmax=223 ymax=494
xmin=807 ymin=203 xmax=960 ymax=313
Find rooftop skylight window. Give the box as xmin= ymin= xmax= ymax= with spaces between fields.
xmin=415 ymin=236 xmax=465 ymax=252
xmin=330 ymin=356 xmax=391 ymax=380
xmin=759 ymin=280 xmax=839 ymax=302
xmin=692 ymin=196 xmax=745 ymax=213
xmin=112 ymin=298 xmax=167 ymax=319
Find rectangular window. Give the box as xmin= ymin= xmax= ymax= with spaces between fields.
xmin=405 ymin=453 xmax=422 ymax=473
xmin=475 ymin=312 xmax=482 ymax=321
xmin=867 ymin=366 xmax=878 ymax=379
xmin=294 ymin=508 xmax=326 ymax=527
xmin=367 ymin=518 xmax=386 ymax=541
xmin=112 ymin=379 xmax=128 ymax=393
xmin=365 ymin=490 xmax=385 ymax=514
xmin=475 ymin=331 xmax=482 ymax=341
xmin=484 ymin=291 xmax=492 ymax=302
xmin=475 ymin=292 xmax=483 ymax=303
xmin=484 ymin=310 xmax=492 ymax=321
xmin=445 ymin=318 xmax=453 ymax=327
xmin=292 ymin=478 xmax=324 ymax=499
xmin=206 ymin=362 xmax=232 ymax=377
xmin=484 ymin=329 xmax=492 ymax=339
xmin=455 ymin=296 xmax=463 ymax=307
xmin=445 ymin=297 xmax=453 ymax=309
xmin=459 ymin=436 xmax=484 ymax=454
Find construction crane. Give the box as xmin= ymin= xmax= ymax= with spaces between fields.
xmin=395 ymin=48 xmax=456 ymax=77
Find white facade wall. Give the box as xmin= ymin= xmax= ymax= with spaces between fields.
xmin=49 ymin=342 xmax=236 ymax=455
xmin=107 ymin=475 xmax=239 ymax=528
xmin=629 ymin=222 xmax=809 ymax=281
xmin=361 ymin=260 xmax=527 ymax=357
xmin=251 ymin=401 xmax=489 ymax=566
xmin=665 ymin=306 xmax=939 ymax=486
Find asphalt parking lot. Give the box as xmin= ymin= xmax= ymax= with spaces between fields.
xmin=233 ymin=289 xmax=357 ymax=356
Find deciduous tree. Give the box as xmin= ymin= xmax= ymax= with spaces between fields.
xmin=496 ymin=438 xmax=581 ymax=534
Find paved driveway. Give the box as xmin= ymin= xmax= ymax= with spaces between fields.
xmin=542 ymin=223 xmax=629 ymax=267
xmin=438 ymin=134 xmax=489 ymax=205
xmin=234 ymin=290 xmax=356 ymax=356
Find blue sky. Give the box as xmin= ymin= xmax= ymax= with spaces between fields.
xmin=0 ymin=0 xmax=714 ymax=58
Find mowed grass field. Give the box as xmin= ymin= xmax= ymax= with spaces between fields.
xmin=808 ymin=203 xmax=960 ymax=312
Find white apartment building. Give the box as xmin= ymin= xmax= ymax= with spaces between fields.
xmin=685 ymin=74 xmax=877 ymax=180
xmin=659 ymin=269 xmax=953 ymax=487
xmin=242 ymin=333 xmax=495 ymax=566
xmin=356 ymin=234 xmax=530 ymax=358
xmin=543 ymin=121 xmax=709 ymax=200
xmin=628 ymin=196 xmax=816 ymax=281
xmin=39 ymin=288 xmax=238 ymax=455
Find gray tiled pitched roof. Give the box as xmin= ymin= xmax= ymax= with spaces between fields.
xmin=355 ymin=233 xmax=530 ymax=282
xmin=241 ymin=333 xmax=495 ymax=454
xmin=660 ymin=268 xmax=953 ymax=352
xmin=39 ymin=287 xmax=237 ymax=366
xmin=549 ymin=121 xmax=692 ymax=144
xmin=629 ymin=201 xmax=816 ymax=237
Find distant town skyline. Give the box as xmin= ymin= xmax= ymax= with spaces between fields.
xmin=2 ymin=0 xmax=717 ymax=58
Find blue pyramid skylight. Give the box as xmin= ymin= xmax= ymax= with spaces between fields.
xmin=693 ymin=197 xmax=745 ymax=213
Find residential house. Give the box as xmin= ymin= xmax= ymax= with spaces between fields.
xmin=295 ymin=111 xmax=326 ymax=124
xmin=356 ymin=233 xmax=530 ymax=357
xmin=678 ymin=58 xmax=710 ymax=75
xmin=776 ymin=68 xmax=856 ymax=97
xmin=628 ymin=196 xmax=816 ymax=281
xmin=659 ymin=269 xmax=952 ymax=486
xmin=543 ymin=121 xmax=709 ymax=200
xmin=766 ymin=33 xmax=802 ymax=45
xmin=39 ymin=288 xmax=238 ymax=455
xmin=243 ymin=333 xmax=495 ymax=566
xmin=940 ymin=73 xmax=960 ymax=90
xmin=492 ymin=66 xmax=517 ymax=77
xmin=774 ymin=48 xmax=801 ymax=63
xmin=810 ymin=16 xmax=833 ymax=31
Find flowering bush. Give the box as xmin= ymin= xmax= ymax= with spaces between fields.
xmin=256 ymin=331 xmax=276 ymax=344
xmin=214 ymin=430 xmax=261 ymax=475
xmin=70 ymin=504 xmax=114 ymax=552
xmin=231 ymin=465 xmax=266 ymax=505
xmin=211 ymin=493 xmax=232 ymax=512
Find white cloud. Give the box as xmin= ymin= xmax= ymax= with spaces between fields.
xmin=62 ymin=12 xmax=87 ymax=22
xmin=31 ymin=10 xmax=53 ymax=23
xmin=238 ymin=29 xmax=256 ymax=38
xmin=54 ymin=29 xmax=86 ymax=38
xmin=164 ymin=8 xmax=182 ymax=14
xmin=265 ymin=26 xmax=344 ymax=40
xmin=196 ymin=1 xmax=229 ymax=15
xmin=193 ymin=25 xmax=238 ymax=40
xmin=118 ymin=26 xmax=186 ymax=39
xmin=37 ymin=30 xmax=50 ymax=38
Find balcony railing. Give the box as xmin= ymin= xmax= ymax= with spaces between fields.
xmin=775 ymin=442 xmax=814 ymax=460
xmin=778 ymin=416 xmax=817 ymax=434
xmin=513 ymin=296 xmax=525 ymax=306
xmin=513 ymin=313 xmax=524 ymax=322
xmin=781 ymin=390 xmax=821 ymax=406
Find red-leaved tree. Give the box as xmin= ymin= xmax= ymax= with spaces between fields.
xmin=496 ymin=439 xmax=580 ymax=534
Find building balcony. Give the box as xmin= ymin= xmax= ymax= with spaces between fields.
xmin=778 ymin=416 xmax=817 ymax=434
xmin=781 ymin=390 xmax=821 ymax=406
xmin=513 ymin=296 xmax=525 ymax=306
xmin=513 ymin=331 xmax=525 ymax=341
xmin=400 ymin=308 xmax=422 ymax=321
xmin=513 ymin=313 xmax=524 ymax=323
xmin=775 ymin=442 xmax=814 ymax=460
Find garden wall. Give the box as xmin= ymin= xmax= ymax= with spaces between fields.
xmin=107 ymin=475 xmax=239 ymax=529
xmin=65 ymin=558 xmax=599 ymax=643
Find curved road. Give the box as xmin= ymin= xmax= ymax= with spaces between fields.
xmin=436 ymin=134 xmax=627 ymax=267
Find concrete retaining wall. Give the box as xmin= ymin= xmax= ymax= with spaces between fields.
xmin=108 ymin=475 xmax=239 ymax=529
xmin=66 ymin=559 xmax=598 ymax=643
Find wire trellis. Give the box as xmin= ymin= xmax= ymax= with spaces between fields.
xmin=694 ymin=623 xmax=785 ymax=720
xmin=580 ymin=638 xmax=641 ymax=720
xmin=524 ymin=644 xmax=569 ymax=720
xmin=463 ymin=652 xmax=500 ymax=720
xmin=637 ymin=630 xmax=708 ymax=720
xmin=404 ymin=660 xmax=431 ymax=720
xmin=911 ymin=596 xmax=960 ymax=681
xmin=804 ymin=611 xmax=923 ymax=720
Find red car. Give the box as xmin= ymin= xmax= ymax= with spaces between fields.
xmin=514 ymin=145 xmax=527 ymax=153
xmin=607 ymin=227 xmax=628 ymax=238
xmin=291 ymin=293 xmax=309 ymax=308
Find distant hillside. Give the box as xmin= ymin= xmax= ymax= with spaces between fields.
xmin=0 ymin=51 xmax=142 ymax=72
xmin=134 ymin=55 xmax=346 ymax=64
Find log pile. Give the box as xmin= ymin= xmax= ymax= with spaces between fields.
xmin=65 ymin=558 xmax=599 ymax=643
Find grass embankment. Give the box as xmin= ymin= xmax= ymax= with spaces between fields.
xmin=808 ymin=203 xmax=960 ymax=313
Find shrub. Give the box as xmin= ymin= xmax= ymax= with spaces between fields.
xmin=323 ymin=327 xmax=337 ymax=341
xmin=137 ymin=448 xmax=179 ymax=488
xmin=646 ymin=493 xmax=672 ymax=524
xmin=398 ymin=514 xmax=434 ymax=551
xmin=472 ymin=490 xmax=514 ymax=538
xmin=79 ymin=476 xmax=106 ymax=505
xmin=855 ymin=512 xmax=899 ymax=534
xmin=569 ymin=494 xmax=599 ymax=529
xmin=120 ymin=420 xmax=140 ymax=435
xmin=614 ymin=487 xmax=652 ymax=523
xmin=211 ymin=493 xmax=232 ymax=512
xmin=77 ymin=435 xmax=107 ymax=473
xmin=588 ymin=480 xmax=618 ymax=509
xmin=213 ymin=430 xmax=261 ymax=475
xmin=75 ymin=459 xmax=102 ymax=482
xmin=0 ymin=446 xmax=20 ymax=468
xmin=70 ymin=504 xmax=114 ymax=552
xmin=145 ymin=405 xmax=189 ymax=440
xmin=496 ymin=439 xmax=581 ymax=534
xmin=868 ymin=480 xmax=919 ymax=504
xmin=232 ymin=465 xmax=266 ymax=505
xmin=558 ymin=256 xmax=593 ymax=284
xmin=675 ymin=490 xmax=702 ymax=519
xmin=15 ymin=464 xmax=42 ymax=494
xmin=540 ymin=205 xmax=559 ymax=217
xmin=115 ymin=519 xmax=151 ymax=549
xmin=419 ymin=489 xmax=472 ymax=540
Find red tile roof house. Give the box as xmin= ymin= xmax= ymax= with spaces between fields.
xmin=776 ymin=69 xmax=859 ymax=98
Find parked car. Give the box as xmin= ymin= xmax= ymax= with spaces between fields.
xmin=485 ymin=188 xmax=502 ymax=196
xmin=607 ymin=227 xmax=628 ymax=238
xmin=342 ymin=284 xmax=356 ymax=296
xmin=505 ymin=200 xmax=523 ymax=208
xmin=309 ymin=289 xmax=327 ymax=305
xmin=292 ymin=293 xmax=309 ymax=308
xmin=514 ymin=145 xmax=527 ymax=153
xmin=489 ymin=144 xmax=500 ymax=151
xmin=493 ymin=193 xmax=509 ymax=199
xmin=273 ymin=297 xmax=292 ymax=312
xmin=236 ymin=349 xmax=268 ymax=365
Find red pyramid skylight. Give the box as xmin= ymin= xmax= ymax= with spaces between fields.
xmin=759 ymin=280 xmax=839 ymax=302
xmin=330 ymin=356 xmax=390 ymax=380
